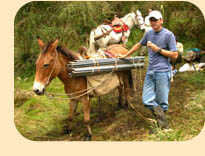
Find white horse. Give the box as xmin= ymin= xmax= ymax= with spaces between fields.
xmin=88 ymin=10 xmax=145 ymax=55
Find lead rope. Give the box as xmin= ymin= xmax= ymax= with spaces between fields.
xmin=45 ymin=71 xmax=114 ymax=100
xmin=139 ymin=61 xmax=143 ymax=101
xmin=126 ymin=56 xmax=153 ymax=127
xmin=132 ymin=57 xmax=137 ymax=91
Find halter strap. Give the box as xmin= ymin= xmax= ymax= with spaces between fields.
xmin=134 ymin=11 xmax=145 ymax=26
xmin=45 ymin=51 xmax=58 ymax=86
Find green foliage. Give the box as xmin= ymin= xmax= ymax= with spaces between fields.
xmin=14 ymin=1 xmax=115 ymax=77
xmin=14 ymin=1 xmax=205 ymax=77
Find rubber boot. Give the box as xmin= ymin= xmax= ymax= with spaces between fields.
xmin=151 ymin=106 xmax=169 ymax=129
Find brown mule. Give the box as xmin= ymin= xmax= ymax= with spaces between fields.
xmin=33 ymin=38 xmax=133 ymax=140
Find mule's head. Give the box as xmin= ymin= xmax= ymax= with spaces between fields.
xmin=123 ymin=10 xmax=144 ymax=29
xmin=135 ymin=9 xmax=145 ymax=29
xmin=33 ymin=38 xmax=61 ymax=95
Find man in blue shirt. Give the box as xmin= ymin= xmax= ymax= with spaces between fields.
xmin=119 ymin=10 xmax=178 ymax=130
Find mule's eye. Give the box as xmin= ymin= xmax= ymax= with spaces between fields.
xmin=43 ymin=64 xmax=49 ymax=68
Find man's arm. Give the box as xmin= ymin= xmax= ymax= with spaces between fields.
xmin=147 ymin=41 xmax=178 ymax=59
xmin=121 ymin=43 xmax=142 ymax=58
xmin=160 ymin=49 xmax=178 ymax=60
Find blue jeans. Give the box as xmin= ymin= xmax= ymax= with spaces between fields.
xmin=142 ymin=70 xmax=171 ymax=111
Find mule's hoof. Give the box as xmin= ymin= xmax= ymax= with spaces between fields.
xmin=123 ymin=101 xmax=129 ymax=110
xmin=117 ymin=104 xmax=123 ymax=110
xmin=83 ymin=134 xmax=92 ymax=141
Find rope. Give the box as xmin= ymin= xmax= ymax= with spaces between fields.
xmin=45 ymin=71 xmax=115 ymax=100
xmin=113 ymin=58 xmax=118 ymax=71
xmin=45 ymin=51 xmax=58 ymax=86
xmin=95 ymin=59 xmax=100 ymax=72
xmin=127 ymin=101 xmax=155 ymax=126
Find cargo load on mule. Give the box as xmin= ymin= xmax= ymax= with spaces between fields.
xmin=67 ymin=56 xmax=144 ymax=77
xmin=67 ymin=44 xmax=145 ymax=77
xmin=67 ymin=44 xmax=145 ymax=96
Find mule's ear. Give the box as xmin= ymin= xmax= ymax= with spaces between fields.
xmin=136 ymin=10 xmax=141 ymax=16
xmin=51 ymin=39 xmax=58 ymax=50
xmin=37 ymin=36 xmax=45 ymax=49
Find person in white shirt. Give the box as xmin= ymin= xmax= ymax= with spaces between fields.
xmin=144 ymin=8 xmax=153 ymax=32
xmin=170 ymin=37 xmax=183 ymax=81
xmin=176 ymin=39 xmax=183 ymax=55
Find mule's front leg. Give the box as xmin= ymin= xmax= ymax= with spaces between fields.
xmin=81 ymin=96 xmax=92 ymax=141
xmin=67 ymin=100 xmax=78 ymax=133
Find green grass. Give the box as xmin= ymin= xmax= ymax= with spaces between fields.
xmin=178 ymin=71 xmax=205 ymax=86
xmin=14 ymin=77 xmax=69 ymax=140
xmin=149 ymin=89 xmax=205 ymax=141
xmin=14 ymin=69 xmax=205 ymax=141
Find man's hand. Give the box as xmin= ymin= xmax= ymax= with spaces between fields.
xmin=147 ymin=41 xmax=160 ymax=52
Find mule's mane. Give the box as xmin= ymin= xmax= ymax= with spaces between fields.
xmin=42 ymin=42 xmax=79 ymax=61
xmin=42 ymin=40 xmax=79 ymax=60
xmin=56 ymin=46 xmax=79 ymax=61
xmin=123 ymin=12 xmax=135 ymax=20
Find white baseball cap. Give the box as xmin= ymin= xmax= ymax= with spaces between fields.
xmin=149 ymin=10 xmax=163 ymax=20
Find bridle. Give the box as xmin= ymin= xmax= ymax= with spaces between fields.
xmin=45 ymin=50 xmax=59 ymax=86
xmin=134 ymin=11 xmax=144 ymax=27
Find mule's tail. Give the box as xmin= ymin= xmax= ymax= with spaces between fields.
xmin=127 ymin=70 xmax=133 ymax=90
xmin=88 ymin=30 xmax=96 ymax=55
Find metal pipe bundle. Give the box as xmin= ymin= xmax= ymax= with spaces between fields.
xmin=69 ymin=56 xmax=144 ymax=68
xmin=67 ymin=56 xmax=145 ymax=77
